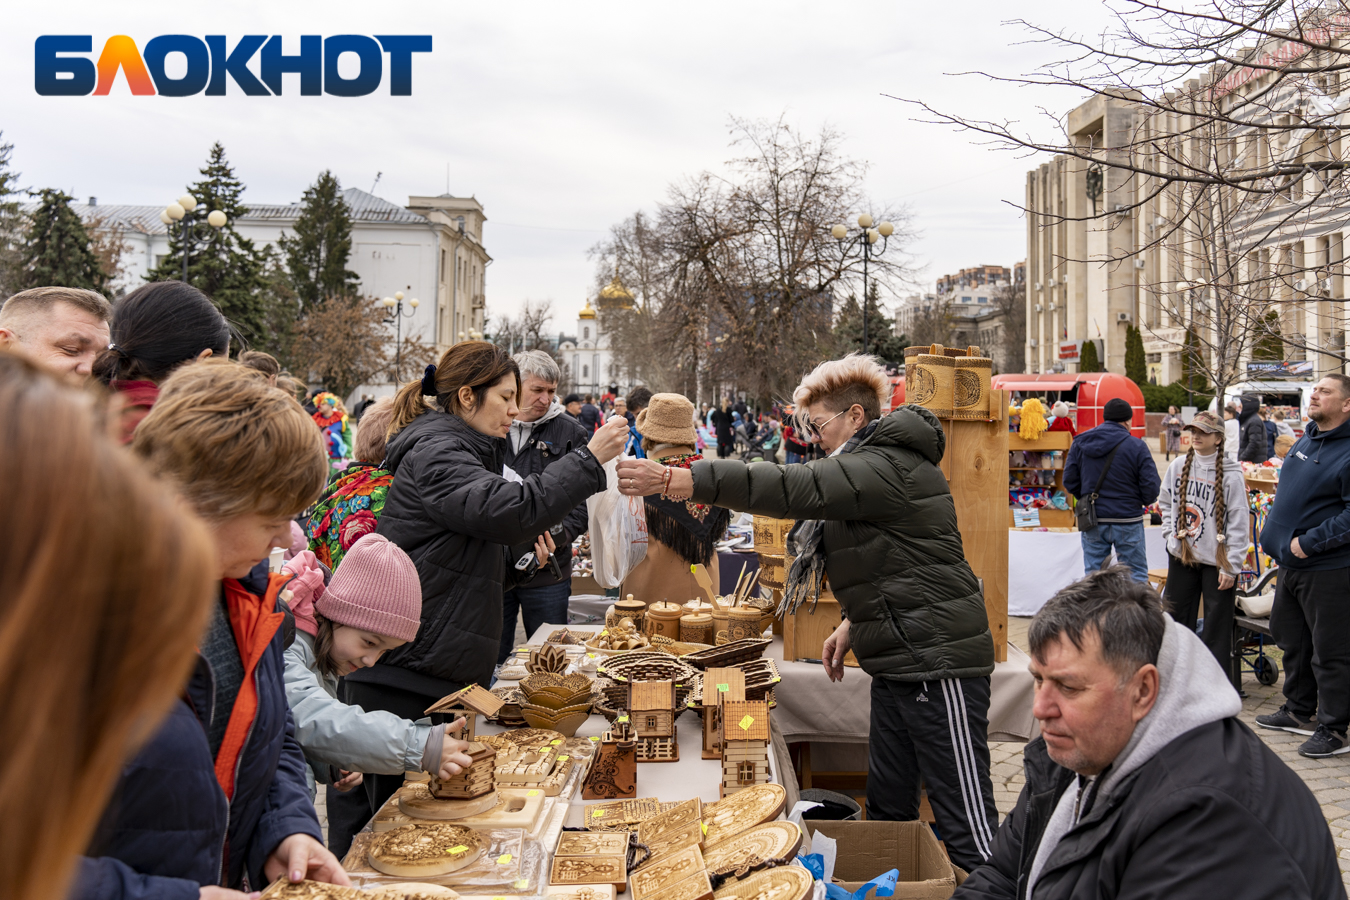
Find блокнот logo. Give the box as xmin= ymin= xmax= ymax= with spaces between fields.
xmin=35 ymin=35 xmax=432 ymax=96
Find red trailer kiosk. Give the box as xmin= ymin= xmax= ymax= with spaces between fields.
xmin=990 ymin=372 xmax=1145 ymax=438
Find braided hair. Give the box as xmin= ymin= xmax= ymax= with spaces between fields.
xmin=1173 ymin=432 xmax=1235 ymax=572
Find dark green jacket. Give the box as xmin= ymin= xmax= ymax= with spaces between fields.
xmin=690 ymin=405 xmax=994 ymax=681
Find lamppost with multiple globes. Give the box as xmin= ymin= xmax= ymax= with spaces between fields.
xmin=382 ymin=291 xmax=419 ymax=383
xmin=831 ymin=214 xmax=894 ymax=353
xmin=159 ymin=195 xmax=228 ymax=285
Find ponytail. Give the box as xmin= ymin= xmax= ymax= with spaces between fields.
xmin=1174 ymin=446 xmax=1198 ymax=567
xmin=386 ymin=341 xmax=521 ymax=441
xmin=1213 ymin=436 xmax=1235 ymax=574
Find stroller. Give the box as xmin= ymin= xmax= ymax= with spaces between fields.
xmin=1234 ymin=567 xmax=1280 ymax=687
xmin=740 ymin=425 xmax=781 ymax=462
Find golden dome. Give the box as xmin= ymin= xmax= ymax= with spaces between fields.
xmin=597 ymin=272 xmax=635 ymax=310
xmin=578 ymin=298 xmax=596 ymax=320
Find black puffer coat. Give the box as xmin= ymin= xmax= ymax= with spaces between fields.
xmin=362 ymin=411 xmax=606 ymax=695
xmin=1239 ymin=394 xmax=1269 ymax=463
xmin=690 ymin=405 xmax=993 ymax=681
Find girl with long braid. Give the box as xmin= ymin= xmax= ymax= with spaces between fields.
xmin=1159 ymin=410 xmax=1251 ymax=684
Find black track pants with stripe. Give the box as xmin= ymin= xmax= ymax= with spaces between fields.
xmin=866 ymin=675 xmax=997 ymax=872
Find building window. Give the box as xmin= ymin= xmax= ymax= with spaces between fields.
xmin=962 ymin=296 xmax=972 ymax=303
xmin=583 ymin=326 xmax=590 ymax=340
xmin=440 ymin=249 xmax=446 ymax=282
xmin=582 ymin=365 xmax=589 ymax=379
xmin=737 ymin=761 xmax=755 ymax=785
xmin=978 ymin=296 xmax=988 ymax=303
xmin=646 ymin=716 xmax=657 ymax=730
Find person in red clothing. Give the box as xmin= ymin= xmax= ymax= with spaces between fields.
xmin=92 ymin=282 xmax=231 ymax=443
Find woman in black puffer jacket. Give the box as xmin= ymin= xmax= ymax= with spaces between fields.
xmin=353 ymin=342 xmax=628 ymax=815
xmin=617 ymin=354 xmax=996 ymax=873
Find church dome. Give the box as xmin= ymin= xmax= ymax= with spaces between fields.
xmin=578 ymin=298 xmax=596 ymax=320
xmin=597 ymin=272 xmax=635 ymax=310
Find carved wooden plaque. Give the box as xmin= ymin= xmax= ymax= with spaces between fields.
xmin=581 ymin=738 xmax=636 ymax=800
xmin=711 ymin=865 xmax=813 ymax=900
xmin=701 ymin=783 xmax=786 ymax=845
xmin=556 ymin=831 xmax=630 ymax=857
xmin=629 ymin=844 xmax=705 ymax=900
xmin=549 ymin=854 xmax=627 ymax=886
xmin=636 ymin=797 xmax=703 ymax=843
xmin=702 ymin=822 xmax=802 ymax=876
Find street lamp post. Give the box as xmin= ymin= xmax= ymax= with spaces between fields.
xmin=831 ymin=214 xmax=895 ymax=354
xmin=382 ymin=291 xmax=420 ymax=383
xmin=160 ymin=194 xmax=228 ymax=285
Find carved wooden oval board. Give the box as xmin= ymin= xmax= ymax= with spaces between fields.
xmin=702 ymin=821 xmax=802 ymax=875
xmin=701 ymin=783 xmax=786 ymax=844
xmin=367 ymin=824 xmax=484 ymax=877
xmin=712 ymin=865 xmax=813 ymax=900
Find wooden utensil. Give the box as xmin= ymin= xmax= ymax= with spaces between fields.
xmin=690 ymin=564 xmax=717 ymax=606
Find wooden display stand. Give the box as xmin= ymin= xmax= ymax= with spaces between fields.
xmin=1008 ymin=430 xmax=1075 ymax=529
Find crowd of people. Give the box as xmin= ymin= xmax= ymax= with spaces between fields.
xmin=1 ymin=279 xmax=1349 ymax=900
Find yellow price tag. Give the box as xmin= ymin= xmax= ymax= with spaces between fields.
xmin=447 ymin=844 xmax=468 ymax=853
xmin=739 ymin=715 xmax=754 ymax=730
xmin=551 ymin=739 xmax=562 ymax=745
xmin=527 ymin=789 xmax=541 ymax=796
xmin=587 ymin=652 xmax=597 ymax=658
xmin=592 ymin=809 xmax=606 ymax=818
xmin=514 ymin=880 xmax=530 ymax=890
xmin=497 ymin=853 xmax=513 ymax=865
xmin=701 ymin=821 xmax=708 ymax=835
xmin=717 ymin=683 xmax=729 ymax=692
xmin=617 ymin=715 xmax=629 ymax=723
xmin=557 ymin=754 xmax=570 ymax=760
xmin=589 ymin=736 xmax=600 ymax=742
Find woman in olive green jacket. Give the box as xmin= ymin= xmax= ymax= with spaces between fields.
xmin=617 ymin=354 xmax=998 ymax=872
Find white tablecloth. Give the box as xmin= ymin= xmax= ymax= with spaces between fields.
xmin=1008 ymin=527 xmax=1168 ymax=616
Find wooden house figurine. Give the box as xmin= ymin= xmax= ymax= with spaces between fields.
xmin=720 ymin=699 xmax=770 ymax=797
xmin=629 ymin=680 xmax=679 ymax=762
xmin=425 ymin=683 xmax=504 ymax=743
xmin=700 ymin=667 xmax=745 ymax=760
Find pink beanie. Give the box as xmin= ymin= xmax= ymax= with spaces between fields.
xmin=317 ymin=534 xmax=422 ymax=642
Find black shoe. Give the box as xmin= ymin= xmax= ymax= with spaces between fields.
xmin=1256 ymin=705 xmax=1317 ymax=735
xmin=1299 ymin=725 xmax=1350 ymax=758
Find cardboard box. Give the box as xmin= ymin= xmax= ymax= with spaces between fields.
xmin=804 ymin=820 xmax=956 ymax=900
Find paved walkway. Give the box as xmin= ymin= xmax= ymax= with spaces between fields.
xmin=995 ymin=615 xmax=1350 ymax=891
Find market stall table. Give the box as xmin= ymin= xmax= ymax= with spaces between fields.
xmin=1009 ymin=526 xmax=1169 ymax=616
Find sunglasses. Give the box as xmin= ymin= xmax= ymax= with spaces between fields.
xmin=805 ymin=409 xmax=847 ymax=440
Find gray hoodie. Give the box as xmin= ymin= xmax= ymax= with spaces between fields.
xmin=1025 ymin=617 xmax=1242 ymax=897
xmin=1159 ymin=451 xmax=1249 ymax=571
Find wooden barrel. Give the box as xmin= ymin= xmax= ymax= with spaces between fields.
xmin=727 ymin=607 xmax=764 ymax=641
xmin=608 ymin=596 xmax=647 ymax=633
xmin=644 ymin=601 xmax=683 ymax=639
xmin=757 ymin=553 xmax=787 ymax=590
xmin=711 ymin=605 xmax=730 ymax=639
xmin=908 ymin=344 xmax=955 ymax=418
xmin=953 ymin=353 xmax=992 ymax=420
xmin=680 ymin=613 xmax=713 ymax=644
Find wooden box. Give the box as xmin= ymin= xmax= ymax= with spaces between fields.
xmin=752 ymin=516 xmax=794 ymax=552
xmin=782 ymin=593 xmax=844 ymax=663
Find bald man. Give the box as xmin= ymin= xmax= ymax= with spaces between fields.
xmin=0 ymin=286 xmax=111 ymax=381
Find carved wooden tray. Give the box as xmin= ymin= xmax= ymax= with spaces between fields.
xmin=712 ymin=865 xmax=812 ymax=900
xmin=259 ymin=878 xmax=366 ymax=900
xmin=678 ymin=638 xmax=772 ymax=670
xmin=701 ymin=783 xmax=786 ymax=845
xmin=397 ymin=783 xmax=499 ymax=821
xmin=701 ymin=822 xmax=803 ymax=877
xmin=629 ymin=845 xmax=706 ymax=900
xmin=375 ymin=884 xmax=462 ymax=899
xmin=367 ymin=824 xmax=484 ymax=877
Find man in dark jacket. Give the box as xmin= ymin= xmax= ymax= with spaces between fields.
xmin=956 ymin=568 xmax=1341 ymax=900
xmin=1064 ymin=398 xmax=1160 ymax=582
xmin=618 ymin=374 xmax=996 ymax=872
xmin=1257 ymin=374 xmax=1350 ymax=757
xmin=579 ymin=394 xmax=601 ymax=431
xmin=496 ymin=351 xmax=590 ymax=664
xmin=1262 ymin=405 xmax=1279 ymax=457
xmin=1238 ymin=393 xmax=1269 ymax=462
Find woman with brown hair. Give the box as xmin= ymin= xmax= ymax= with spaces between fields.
xmin=351 ymin=341 xmax=628 ymax=814
xmin=619 ymin=392 xmax=729 ymax=605
xmin=0 ymin=351 xmax=217 ymax=900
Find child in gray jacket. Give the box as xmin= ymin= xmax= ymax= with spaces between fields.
xmin=280 ymin=534 xmax=473 ymax=796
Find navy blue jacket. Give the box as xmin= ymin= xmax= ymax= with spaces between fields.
xmin=1064 ymin=422 xmax=1161 ymax=522
xmin=75 ymin=564 xmax=322 ymax=900
xmin=1260 ymin=417 xmax=1350 ymax=570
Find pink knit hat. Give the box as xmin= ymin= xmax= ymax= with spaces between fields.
xmin=317 ymin=534 xmax=422 ymax=642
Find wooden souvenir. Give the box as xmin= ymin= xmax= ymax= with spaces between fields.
xmin=584 ymin=796 xmax=663 ymax=826
xmin=910 ymin=344 xmax=955 ymax=418
xmin=548 ymin=627 xmax=587 ymax=645
xmin=644 ymin=601 xmax=684 ymax=639
xmin=528 ymin=644 xmax=570 ymax=674
xmin=582 ymin=722 xmax=638 ymax=800
xmin=366 ymin=823 xmax=483 ymax=877
xmin=953 ymin=349 xmax=992 ymax=420
xmin=549 ymin=855 xmax=628 ymax=890
xmin=719 ymin=700 xmax=770 ymax=797
xmin=447 ymin=787 xmax=546 ymax=830
xmin=701 ymin=783 xmax=786 ymax=845
xmin=258 ymin=878 xmax=368 ymax=900
xmin=653 ymin=871 xmax=714 ymax=900
xmin=636 ymin=797 xmax=703 ymax=843
xmin=614 ymin=594 xmax=647 ymax=628
xmin=546 ymin=886 xmax=617 ymax=900
xmin=424 ymin=684 xmax=504 ymax=742
xmin=426 ymin=742 xmax=497 ymax=800
xmin=726 ymin=607 xmax=763 ymax=642
xmin=379 ymin=884 xmax=462 ymax=899
xmin=397 ymin=781 xmax=499 ymax=820
xmin=752 ymin=516 xmax=794 ymax=553
xmin=629 ymin=679 xmax=678 ymax=762
xmin=539 ymin=754 xmax=575 ymax=796
xmin=710 ymin=865 xmax=813 ymax=900
xmin=700 ymin=667 xmax=745 ymax=759
xmin=557 ymin=831 xmax=631 ymax=856
xmin=680 ymin=613 xmax=713 ymax=644
xmin=629 ymin=845 xmax=706 ymax=900
xmin=701 ymin=822 xmax=802 ymax=878
xmin=638 ymin=820 xmax=704 ymax=863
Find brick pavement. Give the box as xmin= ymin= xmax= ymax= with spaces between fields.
xmin=1000 ymin=615 xmax=1350 ymax=891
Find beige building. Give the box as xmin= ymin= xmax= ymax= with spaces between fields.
xmin=1025 ymin=69 xmax=1350 ymax=382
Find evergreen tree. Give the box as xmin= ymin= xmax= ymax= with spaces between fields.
xmin=279 ymin=170 xmax=360 ymax=307
xmin=20 ymin=189 xmax=107 ymax=292
xmin=149 ymin=142 xmax=268 ymax=341
xmin=0 ymin=133 xmax=24 ymax=297
xmin=1078 ymin=338 xmax=1102 ymax=372
xmin=833 ymin=282 xmax=909 ymax=365
xmin=1251 ymin=309 xmax=1285 ymax=361
xmin=1124 ymin=324 xmax=1148 ymax=385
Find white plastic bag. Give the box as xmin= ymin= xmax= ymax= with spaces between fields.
xmin=587 ymin=455 xmax=648 ymax=588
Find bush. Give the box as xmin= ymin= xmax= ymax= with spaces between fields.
xmin=1140 ymin=380 xmax=1214 ymax=413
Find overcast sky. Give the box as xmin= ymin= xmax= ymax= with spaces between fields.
xmin=2 ymin=1 xmax=1119 ymax=324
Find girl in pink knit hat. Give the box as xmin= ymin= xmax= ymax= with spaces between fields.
xmin=280 ymin=533 xmax=474 ymax=797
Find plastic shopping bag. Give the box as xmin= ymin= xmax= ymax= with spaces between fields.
xmin=587 ymin=455 xmax=648 ymax=588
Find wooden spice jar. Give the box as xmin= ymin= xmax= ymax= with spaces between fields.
xmin=608 ymin=595 xmax=647 ymax=633
xmin=680 ymin=612 xmax=713 ymax=644
xmin=727 ymin=606 xmax=764 ymax=642
xmin=644 ymin=601 xmax=683 ymax=640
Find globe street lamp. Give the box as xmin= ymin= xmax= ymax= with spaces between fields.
xmin=160 ymin=194 xmax=228 ymax=285
xmin=382 ymin=291 xmax=419 ymax=383
xmin=831 ymin=214 xmax=894 ymax=353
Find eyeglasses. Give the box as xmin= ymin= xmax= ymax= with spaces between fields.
xmin=805 ymin=409 xmax=847 ymax=440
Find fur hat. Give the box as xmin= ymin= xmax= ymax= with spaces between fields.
xmin=635 ymin=393 xmax=697 ymax=447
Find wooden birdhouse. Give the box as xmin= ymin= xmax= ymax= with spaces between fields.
xmin=720 ymin=699 xmax=770 ymax=797
xmin=425 ymin=684 xmax=504 ymax=743
xmin=427 ymin=742 xmax=497 ymax=800
xmin=629 ymin=680 xmax=675 ymax=739
xmin=700 ymin=667 xmax=745 ymax=760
